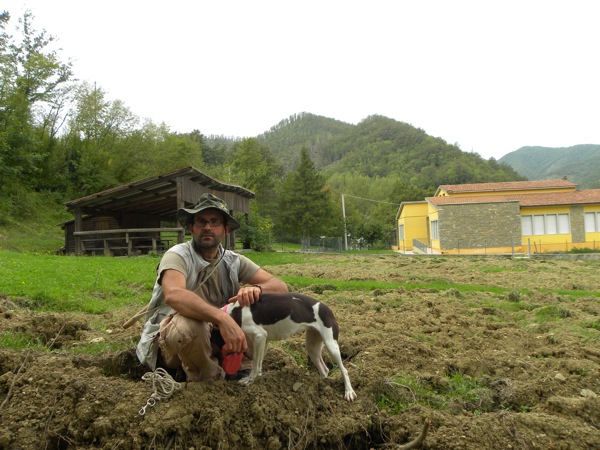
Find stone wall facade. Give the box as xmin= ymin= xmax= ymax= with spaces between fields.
xmin=570 ymin=205 xmax=585 ymax=242
xmin=438 ymin=202 xmax=522 ymax=251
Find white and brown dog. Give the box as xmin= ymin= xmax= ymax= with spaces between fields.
xmin=223 ymin=292 xmax=357 ymax=401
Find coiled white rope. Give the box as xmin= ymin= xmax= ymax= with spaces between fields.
xmin=139 ymin=368 xmax=182 ymax=416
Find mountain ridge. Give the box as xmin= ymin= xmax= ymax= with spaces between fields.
xmin=209 ymin=112 xmax=599 ymax=191
xmin=253 ymin=113 xmax=523 ymax=190
xmin=499 ymin=144 xmax=600 ymax=189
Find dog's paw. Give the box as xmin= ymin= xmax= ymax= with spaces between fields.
xmin=344 ymin=388 xmax=357 ymax=401
xmin=238 ymin=375 xmax=256 ymax=386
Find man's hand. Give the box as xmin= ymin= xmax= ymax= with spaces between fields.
xmin=218 ymin=312 xmax=247 ymax=353
xmin=228 ymin=285 xmax=261 ymax=307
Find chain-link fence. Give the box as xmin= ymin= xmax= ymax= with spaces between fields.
xmin=524 ymin=239 xmax=599 ymax=255
xmin=412 ymin=238 xmax=599 ymax=256
xmin=300 ymin=237 xmax=343 ymax=253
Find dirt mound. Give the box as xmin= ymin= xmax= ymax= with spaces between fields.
xmin=1 ymin=255 xmax=599 ymax=449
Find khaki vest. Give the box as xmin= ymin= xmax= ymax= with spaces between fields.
xmin=135 ymin=242 xmax=241 ymax=369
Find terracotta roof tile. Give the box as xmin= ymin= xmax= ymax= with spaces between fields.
xmin=427 ymin=190 xmax=600 ymax=207
xmin=438 ymin=179 xmax=577 ymax=194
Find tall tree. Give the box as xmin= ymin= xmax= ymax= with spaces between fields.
xmin=221 ymin=138 xmax=283 ymax=249
xmin=227 ymin=138 xmax=283 ymax=215
xmin=276 ymin=147 xmax=339 ymax=240
xmin=60 ymin=82 xmax=138 ymax=194
xmin=200 ymin=132 xmax=229 ymax=167
xmin=0 ymin=11 xmax=73 ymax=188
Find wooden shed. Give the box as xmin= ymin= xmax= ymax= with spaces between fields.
xmin=63 ymin=166 xmax=255 ymax=255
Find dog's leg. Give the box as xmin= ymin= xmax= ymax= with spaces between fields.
xmin=239 ymin=326 xmax=267 ymax=386
xmin=322 ymin=336 xmax=357 ymax=401
xmin=305 ymin=327 xmax=329 ymax=378
xmin=256 ymin=334 xmax=268 ymax=376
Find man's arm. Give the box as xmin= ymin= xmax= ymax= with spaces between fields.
xmin=162 ymin=269 xmax=248 ymax=353
xmin=228 ymin=268 xmax=288 ymax=307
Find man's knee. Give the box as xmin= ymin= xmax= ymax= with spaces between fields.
xmin=160 ymin=314 xmax=210 ymax=352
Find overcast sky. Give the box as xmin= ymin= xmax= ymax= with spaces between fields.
xmin=6 ymin=0 xmax=600 ymax=160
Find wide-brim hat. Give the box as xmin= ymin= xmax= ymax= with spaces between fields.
xmin=177 ymin=193 xmax=241 ymax=231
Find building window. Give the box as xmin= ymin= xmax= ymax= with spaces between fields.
xmin=399 ymin=224 xmax=405 ymax=240
xmin=431 ymin=220 xmax=439 ymax=240
xmin=585 ymin=212 xmax=600 ymax=232
xmin=521 ymin=214 xmax=570 ymax=235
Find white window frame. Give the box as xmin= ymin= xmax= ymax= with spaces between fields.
xmin=521 ymin=216 xmax=533 ymax=235
xmin=545 ymin=215 xmax=558 ymax=234
xmin=430 ymin=220 xmax=439 ymax=240
xmin=521 ymin=213 xmax=570 ymax=235
xmin=557 ymin=214 xmax=570 ymax=234
xmin=533 ymin=215 xmax=545 ymax=235
xmin=585 ymin=212 xmax=600 ymax=232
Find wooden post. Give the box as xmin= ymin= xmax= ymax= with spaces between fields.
xmin=176 ymin=177 xmax=185 ymax=244
xmin=74 ymin=208 xmax=83 ymax=255
xmin=228 ymin=208 xmax=235 ymax=249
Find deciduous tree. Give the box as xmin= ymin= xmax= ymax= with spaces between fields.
xmin=0 ymin=11 xmax=73 ymax=188
xmin=227 ymin=138 xmax=283 ymax=218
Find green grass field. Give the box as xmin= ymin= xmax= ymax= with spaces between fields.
xmin=2 ymin=248 xmax=599 ymax=316
xmin=1 ymin=246 xmax=599 ymax=426
xmin=0 ymin=250 xmax=399 ymax=314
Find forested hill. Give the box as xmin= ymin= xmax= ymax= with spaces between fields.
xmin=257 ymin=113 xmax=353 ymax=171
xmin=258 ymin=113 xmax=524 ymax=189
xmin=499 ymin=145 xmax=600 ymax=189
xmin=0 ymin=11 xmax=539 ymax=250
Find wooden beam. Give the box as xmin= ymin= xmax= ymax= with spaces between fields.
xmin=73 ymin=227 xmax=182 ymax=235
xmin=176 ymin=177 xmax=185 ymax=244
xmin=74 ymin=208 xmax=83 ymax=255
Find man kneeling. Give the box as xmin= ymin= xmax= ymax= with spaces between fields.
xmin=136 ymin=193 xmax=288 ymax=381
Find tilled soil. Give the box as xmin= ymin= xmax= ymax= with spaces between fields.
xmin=0 ymin=254 xmax=599 ymax=449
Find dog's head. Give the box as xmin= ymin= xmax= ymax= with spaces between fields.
xmin=222 ymin=302 xmax=243 ymax=327
xmin=221 ymin=302 xmax=242 ymax=315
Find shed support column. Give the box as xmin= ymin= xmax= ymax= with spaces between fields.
xmin=176 ymin=177 xmax=185 ymax=244
xmin=228 ymin=209 xmax=236 ymax=250
xmin=74 ymin=208 xmax=83 ymax=255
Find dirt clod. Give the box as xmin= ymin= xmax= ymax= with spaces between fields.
xmin=1 ymin=255 xmax=599 ymax=449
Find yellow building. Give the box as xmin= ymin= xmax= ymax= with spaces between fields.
xmin=395 ymin=180 xmax=600 ymax=255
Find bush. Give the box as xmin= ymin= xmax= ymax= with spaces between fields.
xmin=236 ymin=204 xmax=275 ymax=252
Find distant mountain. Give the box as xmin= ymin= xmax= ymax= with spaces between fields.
xmin=257 ymin=112 xmax=353 ymax=171
xmin=499 ymin=145 xmax=600 ymax=189
xmin=257 ymin=113 xmax=524 ymax=188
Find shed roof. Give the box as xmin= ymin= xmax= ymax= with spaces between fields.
xmin=427 ymin=189 xmax=600 ymax=208
xmin=64 ymin=165 xmax=255 ymax=219
xmin=436 ymin=179 xmax=577 ymax=195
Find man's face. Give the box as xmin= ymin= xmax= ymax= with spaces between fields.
xmin=190 ymin=209 xmax=228 ymax=250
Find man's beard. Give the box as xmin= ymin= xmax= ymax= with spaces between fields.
xmin=192 ymin=232 xmax=220 ymax=251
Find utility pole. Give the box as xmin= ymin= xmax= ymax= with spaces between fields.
xmin=342 ymin=193 xmax=348 ymax=251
